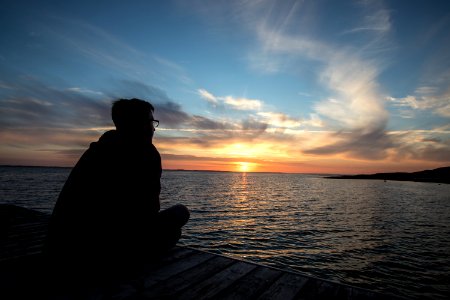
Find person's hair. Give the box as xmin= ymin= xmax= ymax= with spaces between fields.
xmin=111 ymin=98 xmax=154 ymax=131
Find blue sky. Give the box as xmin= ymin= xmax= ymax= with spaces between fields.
xmin=1 ymin=0 xmax=449 ymax=173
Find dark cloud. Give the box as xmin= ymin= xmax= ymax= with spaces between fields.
xmin=188 ymin=115 xmax=227 ymax=130
xmin=304 ymin=126 xmax=450 ymax=163
xmin=154 ymin=101 xmax=191 ymax=127
xmin=414 ymin=145 xmax=450 ymax=161
xmin=105 ymin=80 xmax=174 ymax=104
xmin=1 ymin=76 xmax=273 ymax=163
xmin=0 ymin=76 xmax=111 ymax=130
xmin=0 ymin=77 xmax=198 ymax=132
xmin=396 ymin=141 xmax=450 ymax=162
xmin=421 ymin=137 xmax=442 ymax=143
xmin=241 ymin=117 xmax=268 ymax=133
xmin=105 ymin=80 xmax=194 ymax=127
xmin=304 ymin=127 xmax=395 ymax=160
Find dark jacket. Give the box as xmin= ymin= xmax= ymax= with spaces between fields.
xmin=46 ymin=130 xmax=162 ymax=269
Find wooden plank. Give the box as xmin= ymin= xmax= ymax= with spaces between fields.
xmin=314 ymin=280 xmax=347 ymax=300
xmin=148 ymin=246 xmax=197 ymax=270
xmin=214 ymin=265 xmax=284 ymax=300
xmin=295 ymin=276 xmax=324 ymax=300
xmin=142 ymin=246 xmax=197 ymax=273
xmin=143 ymin=250 xmax=215 ymax=288
xmin=335 ymin=284 xmax=352 ymax=300
xmin=142 ymin=255 xmax=235 ymax=298
xmin=258 ymin=272 xmax=309 ymax=300
xmin=176 ymin=260 xmax=257 ymax=300
xmin=350 ymin=287 xmax=391 ymax=300
xmin=295 ymin=277 xmax=352 ymax=300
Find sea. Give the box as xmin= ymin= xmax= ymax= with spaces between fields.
xmin=1 ymin=165 xmax=449 ymax=300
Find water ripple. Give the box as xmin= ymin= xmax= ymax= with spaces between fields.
xmin=1 ymin=167 xmax=450 ymax=300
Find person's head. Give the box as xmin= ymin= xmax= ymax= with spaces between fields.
xmin=111 ymin=98 xmax=158 ymax=139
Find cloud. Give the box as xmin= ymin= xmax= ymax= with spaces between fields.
xmin=153 ymin=101 xmax=192 ymax=127
xmin=32 ymin=14 xmax=193 ymax=87
xmin=105 ymin=80 xmax=214 ymax=128
xmin=303 ymin=127 xmax=394 ymax=160
xmin=303 ymin=113 xmax=324 ymax=128
xmin=198 ymin=88 xmax=218 ymax=105
xmin=0 ymin=72 xmax=278 ymax=153
xmin=198 ymin=88 xmax=263 ymax=111
xmin=0 ymin=76 xmax=204 ymax=134
xmin=223 ymin=96 xmax=262 ymax=110
xmin=66 ymin=87 xmax=104 ymax=96
xmin=188 ymin=115 xmax=227 ymax=130
xmin=236 ymin=1 xmax=394 ymax=159
xmin=0 ymin=74 xmax=278 ymax=165
xmin=187 ymin=1 xmax=398 ymax=161
xmin=197 ymin=88 xmax=324 ymax=133
xmin=315 ymin=53 xmax=388 ymax=131
xmin=342 ymin=7 xmax=391 ymax=36
xmin=0 ymin=76 xmax=205 ymax=164
xmin=388 ymin=87 xmax=450 ymax=118
xmin=390 ymin=129 xmax=450 ymax=162
xmin=257 ymin=112 xmax=301 ymax=128
xmin=0 ymin=76 xmax=110 ymax=130
xmin=40 ymin=16 xmax=147 ymax=78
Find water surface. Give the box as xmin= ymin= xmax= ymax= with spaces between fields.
xmin=1 ymin=166 xmax=449 ymax=299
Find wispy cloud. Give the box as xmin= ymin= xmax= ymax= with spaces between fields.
xmin=0 ymin=75 xmax=112 ymax=165
xmin=197 ymin=88 xmax=323 ymax=131
xmin=388 ymin=87 xmax=450 ymax=118
xmin=389 ymin=129 xmax=450 ymax=162
xmin=342 ymin=7 xmax=391 ymax=35
xmin=257 ymin=112 xmax=301 ymax=128
xmin=0 ymin=76 xmax=110 ymax=130
xmin=0 ymin=77 xmax=197 ymax=164
xmin=198 ymin=88 xmax=263 ymax=111
xmin=238 ymin=1 xmax=394 ymax=159
xmin=198 ymin=88 xmax=218 ymax=105
xmin=40 ymin=15 xmax=193 ymax=87
xmin=223 ymin=96 xmax=262 ymax=110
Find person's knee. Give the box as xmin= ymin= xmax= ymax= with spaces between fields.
xmin=173 ymin=204 xmax=190 ymax=226
xmin=160 ymin=204 xmax=190 ymax=227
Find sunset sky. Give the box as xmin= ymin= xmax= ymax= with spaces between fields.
xmin=1 ymin=0 xmax=449 ymax=174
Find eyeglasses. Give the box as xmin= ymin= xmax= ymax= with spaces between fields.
xmin=152 ymin=120 xmax=159 ymax=128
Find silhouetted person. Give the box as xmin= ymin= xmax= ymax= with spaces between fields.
xmin=45 ymin=98 xmax=189 ymax=286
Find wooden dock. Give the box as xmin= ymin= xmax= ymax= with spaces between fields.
xmin=0 ymin=204 xmax=403 ymax=299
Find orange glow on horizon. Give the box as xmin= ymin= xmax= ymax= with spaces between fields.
xmin=235 ymin=161 xmax=257 ymax=173
xmin=159 ymin=155 xmax=447 ymax=175
xmin=2 ymin=131 xmax=446 ymax=175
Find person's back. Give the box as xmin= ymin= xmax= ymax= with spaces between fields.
xmin=45 ymin=98 xmax=189 ymax=283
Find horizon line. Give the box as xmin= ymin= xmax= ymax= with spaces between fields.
xmin=0 ymin=164 xmax=335 ymax=176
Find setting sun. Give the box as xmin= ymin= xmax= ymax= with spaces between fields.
xmin=236 ymin=162 xmax=255 ymax=173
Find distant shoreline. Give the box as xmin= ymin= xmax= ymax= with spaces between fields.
xmin=1 ymin=165 xmax=449 ymax=181
xmin=326 ymin=166 xmax=450 ymax=184
xmin=0 ymin=165 xmax=288 ymax=175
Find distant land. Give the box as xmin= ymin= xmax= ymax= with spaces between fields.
xmin=0 ymin=165 xmax=284 ymax=174
xmin=1 ymin=165 xmax=449 ymax=182
xmin=326 ymin=166 xmax=450 ymax=184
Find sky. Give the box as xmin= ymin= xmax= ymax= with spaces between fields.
xmin=1 ymin=0 xmax=450 ymax=174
